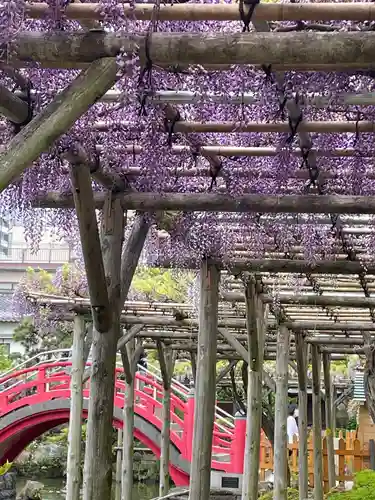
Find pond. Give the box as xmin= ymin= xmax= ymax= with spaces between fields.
xmin=16 ymin=478 xmax=160 ymax=500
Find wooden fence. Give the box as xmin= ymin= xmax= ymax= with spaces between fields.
xmin=259 ymin=433 xmax=370 ymax=492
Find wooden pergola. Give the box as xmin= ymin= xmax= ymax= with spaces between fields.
xmin=2 ymin=3 xmax=375 ymax=500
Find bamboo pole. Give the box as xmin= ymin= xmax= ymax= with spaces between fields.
xmin=35 ymin=192 xmax=375 ymax=215
xmin=25 ymin=2 xmax=375 ymax=22
xmin=0 ymin=58 xmax=117 ymax=192
xmin=115 ymin=429 xmax=123 ymax=500
xmin=295 ymin=335 xmax=309 ymax=500
xmin=158 ymin=345 xmax=175 ymax=497
xmin=66 ymin=315 xmax=85 ymax=500
xmin=122 ymin=339 xmax=135 ymax=500
xmin=323 ymin=353 xmax=335 ymax=490
xmin=188 ymin=260 xmax=220 ymax=500
xmin=7 ymin=31 xmax=375 ymax=69
xmin=241 ymin=281 xmax=265 ymax=500
xmin=311 ymin=345 xmax=324 ymax=500
xmin=94 ymin=119 xmax=375 ymax=134
xmin=223 ymin=292 xmax=375 ymax=308
xmin=273 ymin=324 xmax=290 ymax=500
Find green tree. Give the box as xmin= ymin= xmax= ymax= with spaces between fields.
xmin=0 ymin=345 xmax=12 ymax=372
xmin=131 ymin=267 xmax=194 ymax=302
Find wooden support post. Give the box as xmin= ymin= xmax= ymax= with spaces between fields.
xmin=332 ymin=386 xmax=337 ymax=435
xmin=115 ymin=429 xmax=123 ymax=500
xmin=188 ymin=260 xmax=220 ymax=500
xmin=70 ymin=160 xmax=111 ymax=333
xmin=122 ymin=339 xmax=135 ymax=500
xmin=273 ymin=324 xmax=290 ymax=500
xmin=323 ymin=353 xmax=335 ymax=490
xmin=190 ymin=351 xmax=197 ymax=384
xmin=158 ymin=343 xmax=176 ymax=497
xmin=295 ymin=335 xmax=309 ymax=500
xmin=311 ymin=345 xmax=324 ymax=500
xmin=0 ymin=58 xmax=117 ymax=192
xmin=216 ymin=360 xmax=238 ymax=384
xmin=241 ymin=280 xmax=266 ymax=500
xmin=82 ymin=197 xmax=125 ymax=500
xmin=66 ymin=314 xmax=85 ymax=500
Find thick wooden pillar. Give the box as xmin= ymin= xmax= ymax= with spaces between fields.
xmin=295 ymin=334 xmax=308 ymax=500
xmin=122 ymin=339 xmax=135 ymax=500
xmin=273 ymin=324 xmax=290 ymax=500
xmin=241 ymin=280 xmax=266 ymax=500
xmin=323 ymin=352 xmax=335 ymax=490
xmin=66 ymin=314 xmax=85 ymax=500
xmin=311 ymin=345 xmax=323 ymax=500
xmin=82 ymin=203 xmax=123 ymax=500
xmin=188 ymin=260 xmax=220 ymax=500
xmin=158 ymin=344 xmax=175 ymax=497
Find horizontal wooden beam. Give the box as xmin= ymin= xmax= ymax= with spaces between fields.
xmin=222 ymin=291 xmax=375 ymax=308
xmin=158 ymin=258 xmax=375 ymax=275
xmin=32 ymin=193 xmax=375 ymax=215
xmin=63 ymin=311 xmax=375 ymax=332
xmin=95 ymin=119 xmax=375 ymax=134
xmin=26 ymin=3 xmax=375 ymax=22
xmin=6 ymin=32 xmax=375 ymax=68
xmin=96 ymin=144 xmax=375 ymax=158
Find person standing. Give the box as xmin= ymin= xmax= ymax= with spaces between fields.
xmin=287 ymin=404 xmax=299 ymax=457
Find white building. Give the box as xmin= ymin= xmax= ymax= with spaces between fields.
xmin=0 ymin=224 xmax=72 ymax=355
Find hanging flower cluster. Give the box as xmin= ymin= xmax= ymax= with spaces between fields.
xmin=0 ymin=0 xmax=374 ymax=266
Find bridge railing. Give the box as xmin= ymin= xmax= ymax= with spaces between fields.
xmin=0 ymin=356 xmax=237 ymax=472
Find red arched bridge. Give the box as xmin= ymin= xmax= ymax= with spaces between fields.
xmin=0 ymin=350 xmax=247 ymax=486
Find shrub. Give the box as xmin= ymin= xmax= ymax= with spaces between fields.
xmin=259 ymin=488 xmax=299 ymax=500
xmin=326 ymin=470 xmax=375 ymax=500
xmin=0 ymin=462 xmax=12 ymax=476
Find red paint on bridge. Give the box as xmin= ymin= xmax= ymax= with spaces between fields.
xmin=0 ymin=360 xmax=244 ymax=485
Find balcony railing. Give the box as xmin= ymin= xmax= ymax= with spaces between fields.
xmin=0 ymin=246 xmax=71 ymax=264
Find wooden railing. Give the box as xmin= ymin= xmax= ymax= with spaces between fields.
xmin=259 ymin=433 xmax=369 ymax=492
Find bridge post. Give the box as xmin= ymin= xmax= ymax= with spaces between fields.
xmin=188 ymin=260 xmax=220 ymax=500
xmin=231 ymin=413 xmax=246 ymax=474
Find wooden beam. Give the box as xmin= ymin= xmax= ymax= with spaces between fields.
xmin=66 ymin=315 xmax=85 ymax=500
xmin=26 ymin=2 xmax=375 ymax=22
xmin=114 ymin=429 xmax=122 ymax=500
xmin=34 ymin=192 xmax=375 ymax=215
xmin=223 ymin=292 xmax=375 ymax=308
xmin=70 ymin=162 xmax=111 ymax=333
xmin=8 ymin=31 xmax=375 ymax=69
xmin=95 ymin=119 xmax=375 ymax=134
xmin=64 ymin=312 xmax=375 ymax=333
xmin=117 ymin=324 xmax=144 ymax=352
xmin=0 ymin=58 xmax=117 ymax=192
xmin=120 ymin=213 xmax=150 ymax=305
xmin=323 ymin=353 xmax=335 ymax=490
xmin=189 ymin=260 xmax=220 ymax=500
xmin=242 ymin=280 xmax=266 ymax=500
xmin=216 ymin=360 xmax=238 ymax=384
xmin=295 ymin=335 xmax=308 ymax=500
xmin=273 ymin=325 xmax=290 ymax=500
xmin=218 ymin=327 xmax=275 ymax=392
xmin=158 ymin=258 xmax=375 ymax=275
xmin=0 ymin=84 xmax=29 ymax=124
xmin=311 ymin=345 xmax=324 ymax=500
